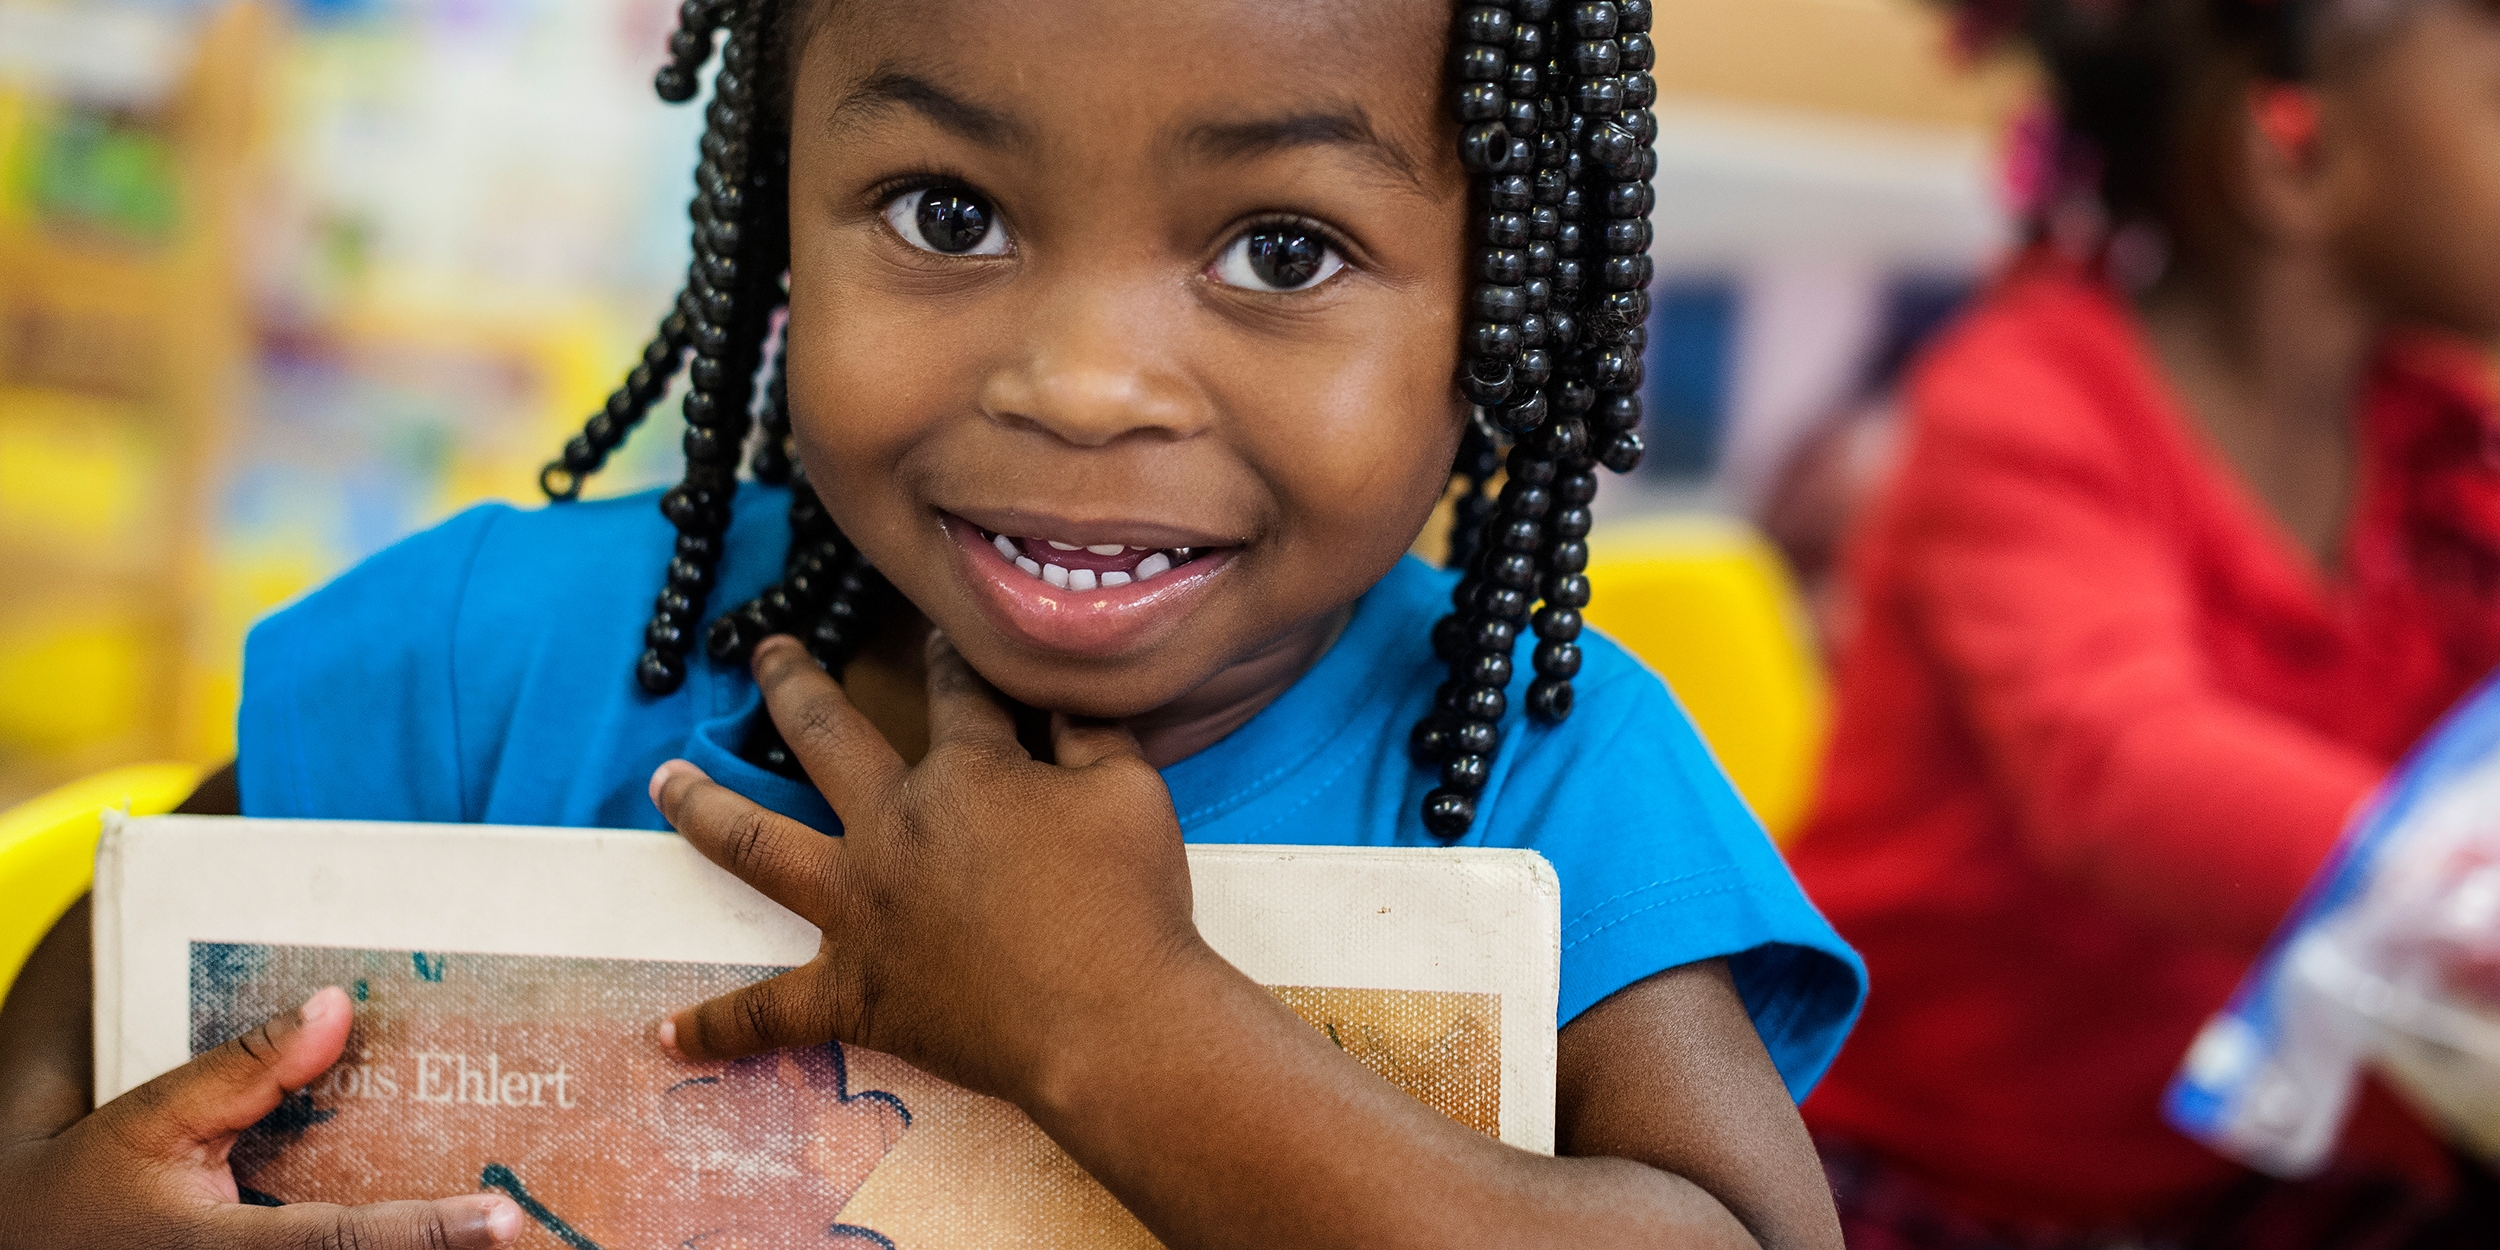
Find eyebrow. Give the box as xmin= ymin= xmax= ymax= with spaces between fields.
xmin=1178 ymin=107 xmax=1422 ymax=188
xmin=829 ymin=69 xmax=1033 ymax=149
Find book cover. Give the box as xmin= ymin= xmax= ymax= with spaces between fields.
xmin=97 ymin=816 xmax=1561 ymax=1248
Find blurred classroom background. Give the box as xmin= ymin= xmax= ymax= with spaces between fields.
xmin=0 ymin=0 xmax=2030 ymax=811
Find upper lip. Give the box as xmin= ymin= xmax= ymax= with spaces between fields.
xmin=942 ymin=506 xmax=1243 ymax=552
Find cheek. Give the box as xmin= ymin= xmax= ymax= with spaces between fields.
xmin=779 ymin=243 xmax=963 ymax=544
xmin=2338 ymin=85 xmax=2500 ymax=334
xmin=1234 ymin=310 xmax=1467 ymax=556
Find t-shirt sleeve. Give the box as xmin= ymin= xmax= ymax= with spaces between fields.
xmin=1482 ymin=646 xmax=1867 ymax=1100
xmin=236 ymin=505 xmax=509 ymax=821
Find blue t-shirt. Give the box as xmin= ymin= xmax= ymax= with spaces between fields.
xmin=239 ymin=485 xmax=1863 ymax=1097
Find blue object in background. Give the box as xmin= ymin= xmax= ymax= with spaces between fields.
xmin=1641 ymin=278 xmax=1740 ymax=479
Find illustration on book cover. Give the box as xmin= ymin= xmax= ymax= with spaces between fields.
xmin=193 ymin=943 xmax=1502 ymax=1249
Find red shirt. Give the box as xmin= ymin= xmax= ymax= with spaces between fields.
xmin=1791 ymin=260 xmax=2500 ymax=1226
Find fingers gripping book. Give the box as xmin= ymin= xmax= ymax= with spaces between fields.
xmin=94 ymin=816 xmax=1561 ymax=1249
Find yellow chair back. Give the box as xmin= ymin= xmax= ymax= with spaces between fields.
xmin=0 ymin=763 xmax=201 ymax=998
xmin=1584 ymin=516 xmax=1828 ymax=842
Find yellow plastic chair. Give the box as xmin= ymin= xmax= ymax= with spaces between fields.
xmin=0 ymin=763 xmax=201 ymax=1000
xmin=1584 ymin=516 xmax=1828 ymax=843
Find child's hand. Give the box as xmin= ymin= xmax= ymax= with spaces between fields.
xmin=650 ymin=633 xmax=1210 ymax=1104
xmin=0 ymin=986 xmax=522 ymax=1250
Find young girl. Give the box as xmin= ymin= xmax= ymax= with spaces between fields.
xmin=0 ymin=1 xmax=1863 ymax=1246
xmin=1791 ymin=0 xmax=2500 ymax=1243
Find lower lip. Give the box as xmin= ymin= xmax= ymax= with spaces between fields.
xmin=940 ymin=515 xmax=1234 ymax=658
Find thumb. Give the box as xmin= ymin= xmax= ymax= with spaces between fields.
xmin=1051 ymin=711 xmax=1146 ymax=771
xmin=106 ymin=987 xmax=355 ymax=1153
xmin=196 ymin=1195 xmax=524 ymax=1250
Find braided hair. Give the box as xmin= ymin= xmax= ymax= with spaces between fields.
xmin=1953 ymin=0 xmax=2325 ymax=228
xmin=540 ymin=0 xmax=1661 ymax=838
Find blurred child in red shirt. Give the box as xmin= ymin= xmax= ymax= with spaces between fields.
xmin=1790 ymin=0 xmax=2500 ymax=1243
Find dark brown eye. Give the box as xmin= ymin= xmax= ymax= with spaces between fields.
xmin=885 ymin=187 xmax=1007 ymax=256
xmin=1214 ymin=226 xmax=1344 ymax=292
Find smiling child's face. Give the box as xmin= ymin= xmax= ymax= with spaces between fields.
xmin=777 ymin=0 xmax=1470 ymax=730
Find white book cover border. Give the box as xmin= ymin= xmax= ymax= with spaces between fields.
xmin=96 ymin=815 xmax=1560 ymax=1151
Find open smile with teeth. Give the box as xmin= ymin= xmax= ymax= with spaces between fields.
xmin=981 ymin=528 xmax=1209 ymax=591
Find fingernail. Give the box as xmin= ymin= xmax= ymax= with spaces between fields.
xmin=648 ymin=761 xmax=679 ymax=807
xmin=658 ymin=1017 xmax=683 ymax=1059
xmin=482 ymin=1196 xmax=523 ymax=1243
xmin=299 ymin=988 xmax=335 ymax=1026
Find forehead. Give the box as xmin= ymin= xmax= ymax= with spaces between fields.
xmin=789 ymin=0 xmax=1459 ymax=169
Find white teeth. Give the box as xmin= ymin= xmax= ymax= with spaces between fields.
xmin=1047 ymin=540 xmax=1083 ymax=552
xmin=1068 ymin=568 xmax=1098 ymax=591
xmin=1086 ymin=543 xmax=1124 ymax=556
xmin=992 ymin=533 xmax=1019 ymax=560
xmin=1042 ymin=562 xmax=1070 ymax=588
xmin=1136 ymin=552 xmax=1172 ymax=581
xmin=1101 ymin=571 xmax=1132 ymax=587
xmin=1014 ymin=556 xmax=1042 ymax=576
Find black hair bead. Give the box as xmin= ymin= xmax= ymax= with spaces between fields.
xmin=1534 ymin=641 xmax=1582 ymax=680
xmin=1547 ymin=308 xmax=1580 ymax=349
xmin=1459 ymin=682 xmax=1509 ymax=722
xmin=1485 ymin=211 xmax=1529 ymax=247
xmin=1460 ymin=363 xmax=1517 ymax=407
xmin=1423 ymin=790 xmax=1477 ymax=838
xmin=1600 ymin=431 xmax=1645 ymax=473
xmin=1489 ymin=174 xmax=1534 ymax=211
xmin=1505 ymin=61 xmax=1542 ymax=97
xmin=1544 ymin=573 xmax=1592 ymax=608
xmin=1587 ymin=122 xmax=1641 ymax=174
xmin=1509 ymin=22 xmax=1547 ymax=61
xmin=1516 ymin=0 xmax=1556 ymax=20
xmin=1474 ymin=285 xmax=1527 ymax=323
xmin=1456 ymin=43 xmax=1508 ymax=81
xmin=1524 ymin=241 xmax=1556 ymax=275
xmin=1495 ymin=390 xmax=1548 ymax=433
xmin=1575 ymin=77 xmax=1624 ymax=117
xmin=666 ymin=555 xmax=715 ymax=592
xmin=1533 ymin=605 xmax=1583 ymax=641
xmin=1489 ymin=551 xmax=1537 ymax=589
xmin=646 ymin=613 xmax=691 ymax=653
xmin=1441 ymin=752 xmax=1493 ymax=792
xmin=1469 ymin=649 xmax=1515 ymax=687
xmin=1554 ymin=470 xmax=1598 ymax=505
xmin=1527 ymin=678 xmax=1574 ymax=720
xmin=1481 ymin=585 xmax=1531 ymax=620
xmin=1624 ymin=108 xmax=1657 ymax=145
xmin=1472 ymin=617 xmax=1519 ymax=652
xmin=1524 ymin=277 xmax=1553 ymax=312
xmin=1519 ymin=347 xmax=1553 ymax=388
xmin=1467 ymin=321 xmax=1522 ymax=359
xmin=659 ymin=586 xmax=699 ymax=619
xmin=1620 ymin=32 xmax=1654 ymax=71
xmin=1502 ymin=136 xmax=1535 ymax=173
xmin=1503 ymin=98 xmax=1541 ymax=137
xmin=1624 ymin=71 xmax=1657 ymax=109
xmin=1603 ymin=218 xmax=1651 ymax=254
xmin=1550 ymin=507 xmax=1594 ymax=540
xmin=1600 ymin=255 xmax=1648 ymax=293
xmin=1459 ymin=83 xmax=1506 ymax=122
xmin=1569 ymin=2 xmax=1618 ymax=37
xmin=1570 ymin=39 xmax=1620 ymax=75
xmin=1460 ymin=5 xmax=1515 ymax=44
xmin=1411 ymin=715 xmax=1455 ymax=762
xmin=1617 ymin=0 xmax=1650 ymax=31
xmin=1554 ymin=220 xmax=1584 ymax=256
xmin=1602 ymin=289 xmax=1648 ymax=322
xmin=1596 ymin=392 xmax=1642 ymax=432
xmin=637 ymin=648 xmax=687 ymax=695
xmin=1452 ymin=718 xmax=1499 ymax=756
xmin=1546 ymin=539 xmax=1589 ymax=573
xmin=683 ymin=425 xmax=728 ymax=463
xmin=1459 ymin=122 xmax=1513 ymax=172
xmin=1499 ymin=517 xmax=1544 ymax=551
xmin=1496 ymin=479 xmax=1552 ymax=517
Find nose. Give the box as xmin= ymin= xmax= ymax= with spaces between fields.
xmin=978 ymin=278 xmax=1212 ymax=448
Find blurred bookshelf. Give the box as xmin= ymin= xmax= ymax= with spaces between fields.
xmin=0 ymin=0 xmax=266 ymax=805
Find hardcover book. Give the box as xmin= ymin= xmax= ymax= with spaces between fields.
xmin=94 ymin=815 xmax=1560 ymax=1249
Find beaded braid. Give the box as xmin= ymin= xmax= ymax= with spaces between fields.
xmin=1411 ymin=0 xmax=1656 ymax=839
xmin=544 ymin=0 xmax=1656 ymax=829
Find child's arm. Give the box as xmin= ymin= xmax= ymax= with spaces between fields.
xmin=652 ymin=637 xmax=1840 ymax=1250
xmin=0 ymin=771 xmax=523 ymax=1250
